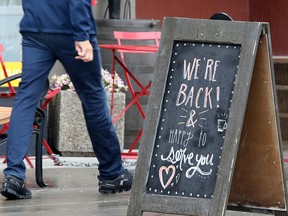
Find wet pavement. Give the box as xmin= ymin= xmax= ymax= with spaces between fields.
xmin=0 ymin=156 xmax=286 ymax=216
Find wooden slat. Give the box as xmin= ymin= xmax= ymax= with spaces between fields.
xmin=0 ymin=106 xmax=12 ymax=124
xmin=280 ymin=116 xmax=288 ymax=140
xmin=274 ymin=63 xmax=288 ymax=85
xmin=276 ymin=85 xmax=288 ymax=90
xmin=273 ymin=56 xmax=288 ymax=63
xmin=280 ymin=113 xmax=288 ymax=118
xmin=277 ymin=88 xmax=288 ymax=112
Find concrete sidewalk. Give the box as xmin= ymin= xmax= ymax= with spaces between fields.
xmin=0 ymin=156 xmax=286 ymax=216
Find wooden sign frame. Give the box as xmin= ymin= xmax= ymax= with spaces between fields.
xmin=127 ymin=18 xmax=288 ymax=216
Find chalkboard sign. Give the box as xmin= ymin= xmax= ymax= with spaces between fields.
xmin=127 ymin=18 xmax=288 ymax=216
xmin=146 ymin=41 xmax=241 ymax=198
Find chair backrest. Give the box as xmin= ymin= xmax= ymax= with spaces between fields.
xmin=113 ymin=31 xmax=161 ymax=64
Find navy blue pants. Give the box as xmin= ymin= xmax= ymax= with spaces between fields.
xmin=4 ymin=33 xmax=124 ymax=180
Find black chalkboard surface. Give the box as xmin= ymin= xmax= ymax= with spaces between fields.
xmin=146 ymin=42 xmax=241 ymax=199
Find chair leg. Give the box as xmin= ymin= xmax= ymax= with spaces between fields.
xmin=2 ymin=156 xmax=34 ymax=168
xmin=121 ymin=128 xmax=143 ymax=159
xmin=1 ymin=125 xmax=35 ymax=168
xmin=0 ymin=123 xmax=9 ymax=134
xmin=35 ymin=108 xmax=47 ymax=188
xmin=25 ymin=156 xmax=34 ymax=168
xmin=42 ymin=139 xmax=62 ymax=166
xmin=35 ymin=131 xmax=46 ymax=187
xmin=42 ymin=139 xmax=53 ymax=155
xmin=128 ymin=128 xmax=142 ymax=154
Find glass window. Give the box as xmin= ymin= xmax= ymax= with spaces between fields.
xmin=0 ymin=0 xmax=22 ymax=61
xmin=0 ymin=0 xmax=22 ymax=80
xmin=0 ymin=0 xmax=21 ymax=6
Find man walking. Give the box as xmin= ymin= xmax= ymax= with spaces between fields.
xmin=1 ymin=0 xmax=133 ymax=199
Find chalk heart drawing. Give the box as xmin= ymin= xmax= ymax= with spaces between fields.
xmin=159 ymin=165 xmax=176 ymax=189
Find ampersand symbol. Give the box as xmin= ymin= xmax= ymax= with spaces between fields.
xmin=186 ymin=110 xmax=197 ymax=127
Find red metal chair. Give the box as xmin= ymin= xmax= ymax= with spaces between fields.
xmin=112 ymin=31 xmax=161 ymax=158
xmin=114 ymin=31 xmax=161 ymax=65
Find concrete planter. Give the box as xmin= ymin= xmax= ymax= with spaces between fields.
xmin=48 ymin=90 xmax=125 ymax=156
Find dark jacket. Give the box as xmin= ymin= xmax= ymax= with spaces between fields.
xmin=20 ymin=0 xmax=97 ymax=41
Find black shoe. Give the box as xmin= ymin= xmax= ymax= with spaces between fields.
xmin=98 ymin=169 xmax=133 ymax=194
xmin=1 ymin=175 xmax=32 ymax=200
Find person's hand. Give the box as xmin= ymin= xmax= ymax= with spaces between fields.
xmin=75 ymin=40 xmax=93 ymax=62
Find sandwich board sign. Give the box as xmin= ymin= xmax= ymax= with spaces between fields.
xmin=127 ymin=17 xmax=288 ymax=216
